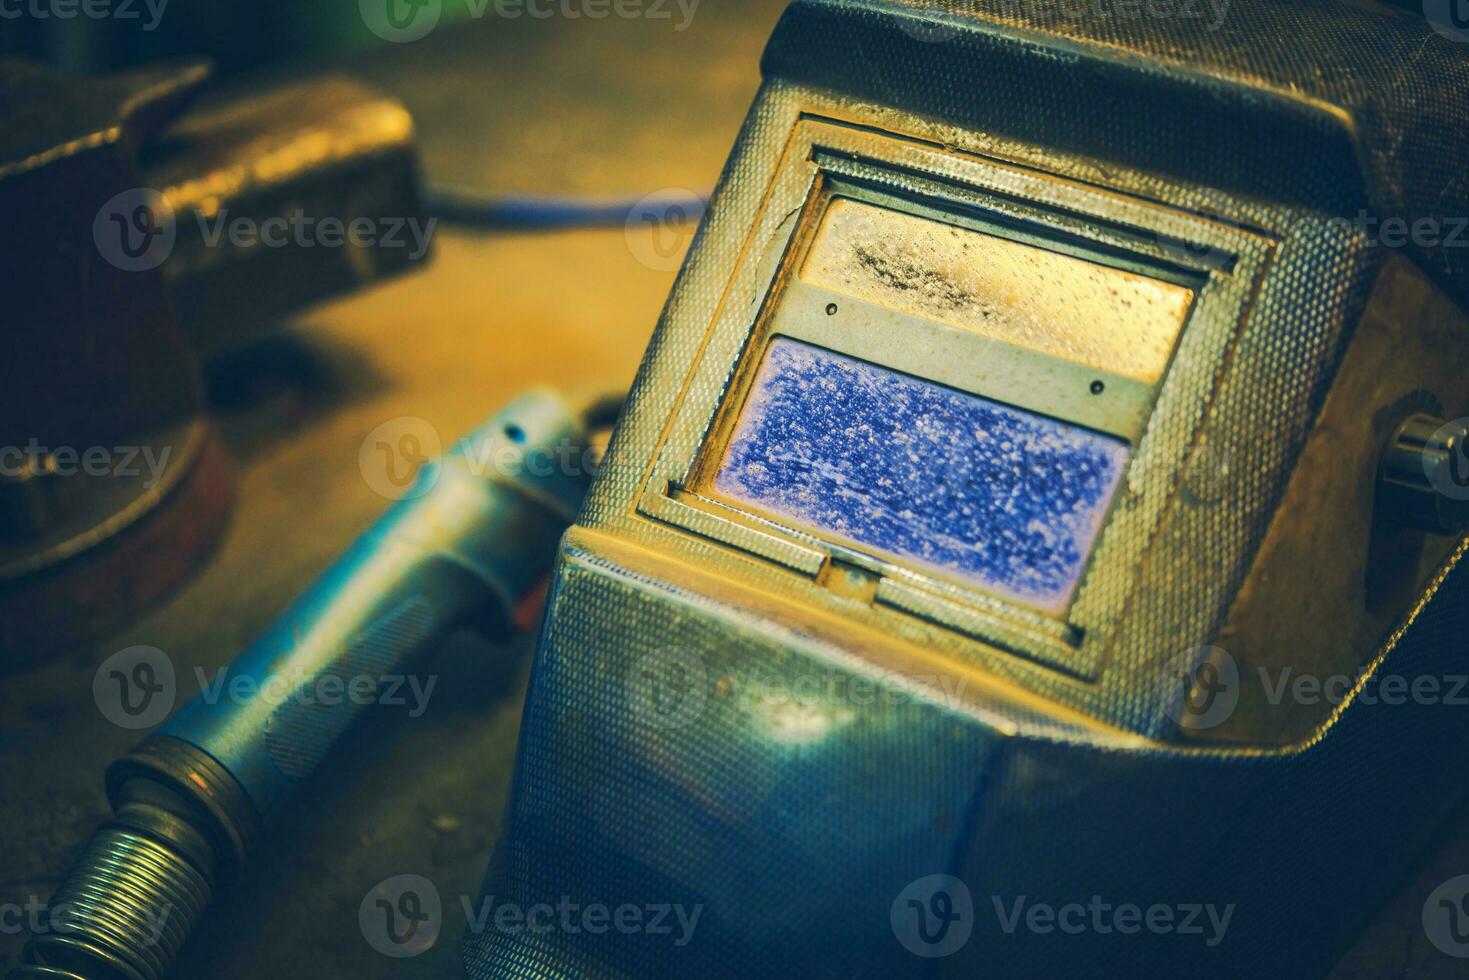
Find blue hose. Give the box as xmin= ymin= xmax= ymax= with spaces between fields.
xmin=425 ymin=185 xmax=710 ymax=231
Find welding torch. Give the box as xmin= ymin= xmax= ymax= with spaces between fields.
xmin=10 ymin=388 xmax=614 ymax=980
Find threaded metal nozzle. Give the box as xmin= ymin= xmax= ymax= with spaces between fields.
xmin=13 ymin=825 xmax=211 ymax=980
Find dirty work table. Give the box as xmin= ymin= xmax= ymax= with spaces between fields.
xmin=1 ymin=4 xmax=1466 ymax=976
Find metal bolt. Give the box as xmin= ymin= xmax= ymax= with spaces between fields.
xmin=1377 ymin=413 xmax=1469 ymax=535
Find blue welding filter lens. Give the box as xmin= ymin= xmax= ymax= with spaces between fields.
xmin=712 ymin=338 xmax=1131 ymax=614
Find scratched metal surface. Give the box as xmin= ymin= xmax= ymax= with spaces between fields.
xmin=0 ymin=4 xmax=1463 ymax=978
